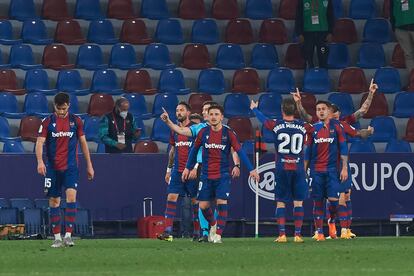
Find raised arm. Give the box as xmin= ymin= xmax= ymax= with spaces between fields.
xmin=291 ymin=88 xmax=313 ymax=123
xmin=354 ymin=79 xmax=377 ymax=120
xmin=160 ymin=108 xmax=193 ymax=137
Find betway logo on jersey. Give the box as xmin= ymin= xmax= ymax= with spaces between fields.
xmin=204 ymin=143 xmax=226 ymax=150
xmin=314 ymin=137 xmax=334 ymax=144
xmin=175 ymin=141 xmax=192 ymax=147
xmin=51 ymin=131 xmax=74 ymax=138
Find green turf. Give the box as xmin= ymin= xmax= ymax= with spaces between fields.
xmin=0 ymin=237 xmax=414 ymax=275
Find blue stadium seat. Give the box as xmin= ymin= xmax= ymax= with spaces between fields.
xmin=258 ymin=93 xmax=282 ymax=119
xmin=0 ymin=117 xmax=10 ymax=139
xmin=369 ymin=116 xmax=397 ymax=142
xmin=191 ymin=19 xmax=220 ymax=45
xmin=223 ymin=93 xmax=252 ymax=118
xmin=158 ymin=69 xmax=190 ymax=95
xmin=76 ymin=44 xmax=107 ymax=71
xmin=23 ymin=93 xmax=50 ymax=116
xmin=373 ymin=67 xmax=401 ymax=94
xmin=266 ymin=67 xmax=295 ymax=94
xmin=0 ymin=92 xmax=24 ymax=119
xmin=74 ymin=208 xmax=93 ymax=236
xmin=385 ymin=139 xmax=412 ymax=153
xmin=392 ymin=92 xmax=414 ymax=118
xmin=23 ymin=208 xmax=43 ymax=235
xmin=140 ymin=0 xmax=170 ymax=19
xmin=363 ymin=18 xmax=391 ymax=44
xmin=155 ymin=19 xmax=184 ymax=45
xmin=96 ymin=142 xmax=106 ymax=153
xmin=262 ymin=124 xmax=275 ymax=143
xmin=0 ymin=48 xmax=10 ymax=68
xmin=9 ymin=0 xmax=38 ymax=21
xmin=349 ymin=140 xmax=376 ymax=153
xmin=216 ymin=44 xmax=245 ymax=70
xmin=68 ymin=94 xmax=82 ymax=115
xmin=34 ymin=199 xmax=49 ymax=210
xmin=0 ymin=198 xmax=10 ymax=208
xmin=21 ymin=20 xmax=53 ymax=45
xmin=328 ymin=93 xmax=355 ymax=116
xmin=134 ymin=116 xmax=149 ymax=140
xmin=75 ymin=0 xmax=104 ymax=20
xmin=327 ymin=43 xmax=350 ymax=69
xmin=349 ymin=0 xmax=376 ymax=19
xmin=109 ymin=43 xmax=141 ymax=70
xmin=332 ymin=0 xmax=344 ymax=18
xmin=151 ymin=117 xmax=171 ymax=143
xmin=241 ymin=140 xmax=254 ymax=154
xmin=142 ymin=43 xmax=175 ymax=70
xmin=0 ymin=208 xmax=19 ymax=224
xmin=197 ymin=69 xmax=226 ymax=95
xmin=245 ymin=0 xmax=273 ymax=19
xmin=10 ymin=198 xmax=34 ymax=211
xmin=152 ymin=93 xmax=178 ymax=116
xmin=250 ymin=43 xmax=279 ymax=69
xmin=90 ymin=70 xmax=123 ymax=95
xmin=24 ymin=69 xmax=58 ymax=95
xmin=303 ymin=68 xmax=331 ymax=94
xmin=9 ymin=44 xmax=43 ymax=70
xmin=122 ymin=93 xmax=151 ymax=119
xmin=84 ymin=115 xmax=101 ymax=142
xmin=56 ymin=70 xmax=90 ymax=96
xmin=357 ymin=43 xmax=386 ymax=69
xmin=0 ymin=20 xmax=22 ymax=45
xmin=88 ymin=20 xmax=118 ymax=45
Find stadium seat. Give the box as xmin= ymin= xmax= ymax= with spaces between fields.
xmin=152 ymin=93 xmax=178 ymax=116
xmin=349 ymin=0 xmax=376 ymax=19
xmin=74 ymin=208 xmax=93 ymax=236
xmin=197 ymin=69 xmax=226 ymax=95
xmin=10 ymin=198 xmax=34 ymax=210
xmin=250 ymin=43 xmax=279 ymax=69
xmin=23 ymin=94 xmax=50 ymax=116
xmin=0 ymin=48 xmax=9 ymax=68
xmin=134 ymin=116 xmax=148 ymax=140
xmin=18 ymin=116 xmax=42 ymax=141
xmin=96 ymin=142 xmax=106 ymax=153
xmin=188 ymin=93 xmax=213 ymax=114
xmin=24 ymin=69 xmax=58 ymax=95
xmin=0 ymin=20 xmax=22 ymax=45
xmin=87 ymin=94 xmax=115 ymax=117
xmin=75 ymin=0 xmax=104 ymax=20
xmin=385 ymin=139 xmax=412 ymax=153
xmin=258 ymin=19 xmax=288 ymax=45
xmin=392 ymin=92 xmax=414 ymax=118
xmin=332 ymin=0 xmax=344 ymax=18
xmin=23 ymin=208 xmax=43 ymax=235
xmin=327 ymin=93 xmax=355 ymax=116
xmin=0 ymin=70 xmax=26 ymax=95
xmin=54 ymin=20 xmax=87 ymax=45
xmin=158 ymin=69 xmax=190 ymax=95
xmin=0 ymin=198 xmax=10 ymax=208
xmin=363 ymin=18 xmax=391 ymax=44
xmin=109 ymin=43 xmax=141 ymax=70
xmin=0 ymin=208 xmax=19 ymax=224
xmin=107 ymin=0 xmax=135 ymax=19
xmin=227 ymin=117 xmax=254 ymax=142
xmin=245 ymin=0 xmax=272 ymax=19
xmin=211 ymin=0 xmax=239 ymax=19
xmin=34 ymin=199 xmax=49 ymax=210
xmin=261 ymin=124 xmax=275 ymax=143
xmin=258 ymin=93 xmax=282 ymax=119
xmin=295 ymin=93 xmax=316 ymax=119
xmin=407 ymin=70 xmax=414 ymax=92
xmin=42 ymin=44 xmax=75 ymax=70
xmin=223 ymin=93 xmax=252 ymax=118
xmin=278 ymin=0 xmax=298 ymax=20
xmin=120 ymin=19 xmax=152 ymax=45
xmin=391 ymin=44 xmax=405 ymax=68
xmin=284 ymin=43 xmax=306 ymax=69
xmin=303 ymin=68 xmax=331 ymax=94
xmin=369 ymin=116 xmax=397 ymax=142
xmin=266 ymin=67 xmax=295 ymax=94
xmin=216 ymin=44 xmax=245 ymax=70
xmin=404 ymin=118 xmax=414 ymax=142
xmin=124 ymin=70 xmax=157 ymax=95
xmin=56 ymin=70 xmax=90 ymax=96
xmin=360 ymin=92 xmax=388 ymax=118
xmin=0 ymin=92 xmax=23 ymax=118
xmin=9 ymin=0 xmax=38 ymax=21
xmin=134 ymin=141 xmax=159 ymax=153
xmin=373 ymin=67 xmax=402 ymax=94
xmin=0 ymin=116 xmax=10 ymax=139
xmin=142 ymin=43 xmax=175 ymax=70
xmin=140 ymin=0 xmax=170 ymax=19
xmin=21 ymin=20 xmax=53 ymax=45
xmin=68 ymin=94 xmax=81 ymax=115
xmin=88 ymin=20 xmax=118 ymax=45
xmin=122 ymin=93 xmax=151 ymax=119
xmin=231 ymin=69 xmax=261 ymax=94
xmin=337 ymin=67 xmax=368 ymax=94
xmin=155 ymin=19 xmax=184 ymax=45
xmin=332 ymin=18 xmax=358 ymax=44
xmin=151 ymin=118 xmax=171 ymax=143
xmin=191 ymin=19 xmax=219 ymax=45
xmin=76 ymin=44 xmax=106 ymax=71
xmin=349 ymin=140 xmax=376 ymax=153
xmin=42 ymin=0 xmax=71 ymax=21
xmin=327 ymin=43 xmax=350 ymax=69
xmin=383 ymin=0 xmax=390 ymax=18
xmin=9 ymin=44 xmax=43 ymax=70
xmin=178 ymin=0 xmax=206 ymax=19
xmin=90 ymin=70 xmax=123 ymax=95
xmin=182 ymin=44 xmax=212 ymax=70
xmin=225 ymin=19 xmax=254 ymax=44
xmin=357 ymin=43 xmax=386 ymax=69
xmin=84 ymin=115 xmax=101 ymax=142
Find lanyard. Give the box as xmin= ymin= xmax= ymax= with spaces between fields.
xmin=311 ymin=0 xmax=319 ymax=15
xmin=112 ymin=112 xmax=126 ymax=133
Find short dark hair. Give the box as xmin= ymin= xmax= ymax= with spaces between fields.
xmin=189 ymin=113 xmax=203 ymax=121
xmin=281 ymin=98 xmax=296 ymax=116
xmin=54 ymin=92 xmax=70 ymax=106
xmin=316 ymin=100 xmax=332 ymax=108
xmin=177 ymin=101 xmax=191 ymax=111
xmin=202 ymin=101 xmax=218 ymax=108
xmin=208 ymin=105 xmax=224 ymax=114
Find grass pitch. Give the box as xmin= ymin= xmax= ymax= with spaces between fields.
xmin=1 ymin=237 xmax=414 ymax=275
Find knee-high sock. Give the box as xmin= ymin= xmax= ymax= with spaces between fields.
xmin=216 ymin=204 xmax=228 ymax=236
xmin=192 ymin=203 xmax=200 ymax=236
xmin=313 ymin=200 xmax=324 ymax=234
xmin=164 ymin=200 xmax=177 ymax=233
xmin=201 ymin=207 xmax=216 ymax=227
xmin=338 ymin=204 xmax=348 ymax=229
xmin=199 ymin=208 xmax=218 ymax=235
xmin=328 ymin=200 xmax=338 ymax=223
xmin=276 ymin=206 xmax=286 ymax=236
xmin=294 ymin=206 xmax=304 ymax=236
xmin=346 ymin=200 xmax=352 ymax=228
xmin=65 ymin=202 xmax=77 ymax=234
xmin=50 ymin=207 xmax=61 ymax=235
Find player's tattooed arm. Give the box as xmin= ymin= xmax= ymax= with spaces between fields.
xmin=35 ymin=137 xmax=46 ymax=176
xmin=291 ymin=88 xmax=313 ymax=123
xmin=357 ymin=126 xmax=374 ymax=139
xmin=354 ymin=79 xmax=378 ymax=120
xmin=165 ymin=147 xmax=175 ymax=183
xmin=160 ymin=107 xmax=192 ymax=137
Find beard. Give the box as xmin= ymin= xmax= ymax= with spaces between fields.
xmin=177 ymin=115 xmax=187 ymax=122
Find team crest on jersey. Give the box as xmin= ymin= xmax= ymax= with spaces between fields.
xmin=70 ymin=121 xmax=75 ymax=127
xmin=52 ymin=123 xmax=56 ymax=127
xmin=330 ymin=129 xmax=334 ymax=133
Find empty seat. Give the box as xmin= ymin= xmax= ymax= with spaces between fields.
xmin=225 ymin=19 xmax=254 ymax=44
xmin=303 ymin=68 xmax=331 ymax=94
xmin=54 ymin=20 xmax=86 ymax=45
xmin=223 ymin=93 xmax=252 ymax=118
xmin=231 ymin=68 xmax=261 ymax=94
xmin=404 ymin=118 xmax=414 ymax=142
xmin=140 ymin=0 xmax=170 ymax=19
xmin=391 ymin=44 xmax=405 ymax=68
xmin=332 ymin=18 xmax=358 ymax=44
xmin=383 ymin=0 xmax=390 ymax=18
xmin=74 ymin=208 xmax=93 ymax=236
xmin=9 ymin=44 xmax=42 ymax=70
xmin=0 ymin=208 xmax=19 ymax=224
xmin=75 ymin=0 xmax=104 ymax=20
xmin=24 ymin=69 xmax=57 ymax=95
xmin=122 ymin=93 xmax=151 ymax=119
xmin=363 ymin=18 xmax=391 ymax=44
xmin=152 ymin=93 xmax=179 ymax=116
xmin=266 ymin=67 xmax=295 ymax=94
xmin=178 ymin=0 xmax=206 ymax=19
xmin=261 ymin=124 xmax=275 ymax=143
xmin=10 ymin=198 xmax=34 ymax=210
xmin=18 ymin=116 xmax=42 ymax=141
xmin=0 ymin=116 xmax=10 ymax=138
xmin=360 ymin=92 xmax=388 ymax=118
xmin=109 ymin=43 xmax=141 ymax=70
xmin=56 ymin=70 xmax=90 ymax=95
xmin=42 ymin=0 xmax=71 ymax=21
xmin=385 ymin=139 xmax=412 ymax=153
xmin=227 ymin=117 xmax=253 ymax=142
xmin=212 ymin=0 xmax=239 ymax=19
xmin=9 ymin=0 xmax=38 ymax=21
xmin=68 ymin=94 xmax=81 ymax=114
xmin=142 ymin=43 xmax=175 ymax=70
xmin=151 ymin=118 xmax=171 ymax=143
xmin=23 ymin=208 xmax=43 ymax=235
xmin=191 ymin=19 xmax=219 ymax=45
xmin=0 ymin=69 xmax=26 ymax=95
xmin=284 ymin=43 xmax=306 ymax=69
xmin=21 ymin=20 xmax=53 ymax=45
xmin=158 ymin=69 xmax=190 ymax=95
xmin=90 ymin=70 xmax=123 ymax=95
xmin=23 ymin=93 xmax=49 ymax=116
xmin=76 ymin=44 xmax=106 ymax=70
xmin=327 ymin=93 xmax=355 ymax=116
xmin=258 ymin=19 xmax=288 ymax=45
xmin=337 ymin=67 xmax=368 ymax=94
xmin=120 ymin=19 xmax=152 ymax=45
xmin=357 ymin=43 xmax=385 ymax=69
xmin=327 ymin=43 xmax=349 ymax=69
xmin=107 ymin=0 xmax=135 ymax=19
xmin=216 ymin=44 xmax=245 ymax=69
xmin=188 ymin=93 xmax=213 ymax=114
xmin=87 ymin=94 xmax=115 ymax=116
xmin=258 ymin=93 xmax=282 ymax=119
xmin=251 ymin=43 xmax=279 ymax=69
xmin=123 ymin=69 xmax=157 ymax=95
xmin=332 ymin=0 xmax=344 ymax=18
xmin=392 ymin=92 xmax=414 ymax=118
xmin=407 ymin=70 xmax=414 ymax=92
xmin=295 ymin=93 xmax=316 ymax=119
xmin=84 ymin=115 xmax=101 ymax=142
xmin=88 ymin=20 xmax=118 ymax=45
xmin=0 ymin=198 xmax=10 ymax=208
xmin=34 ymin=198 xmax=49 ymax=209
xmin=349 ymin=0 xmax=376 ymax=19
xmin=349 ymin=140 xmax=376 ymax=153
xmin=197 ymin=69 xmax=225 ymax=95
xmin=0 ymin=92 xmax=23 ymax=118
xmin=182 ymin=44 xmax=212 ymax=69
xmin=134 ymin=141 xmax=159 ymax=153
xmin=373 ymin=67 xmax=401 ymax=94
xmin=42 ymin=44 xmax=75 ymax=70
xmin=369 ymin=116 xmax=397 ymax=142
xmin=155 ymin=19 xmax=184 ymax=45
xmin=0 ymin=20 xmax=22 ymax=45
xmin=278 ymin=0 xmax=298 ymax=20
xmin=245 ymin=0 xmax=272 ymax=19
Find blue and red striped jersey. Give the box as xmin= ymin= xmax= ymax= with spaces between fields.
xmin=38 ymin=113 xmax=84 ymax=171
xmin=169 ymin=122 xmax=195 ymax=173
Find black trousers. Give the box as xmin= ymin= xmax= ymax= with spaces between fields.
xmin=302 ymin=31 xmax=329 ymax=68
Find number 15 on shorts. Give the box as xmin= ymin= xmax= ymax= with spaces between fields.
xmin=44 ymin=177 xmax=52 ymax=193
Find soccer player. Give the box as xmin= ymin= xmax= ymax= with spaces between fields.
xmin=36 ymin=92 xmax=94 ymax=248
xmin=250 ymin=98 xmax=312 ymax=243
xmin=182 ymin=105 xmax=259 ymax=243
xmin=158 ymin=102 xmax=200 ymax=242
